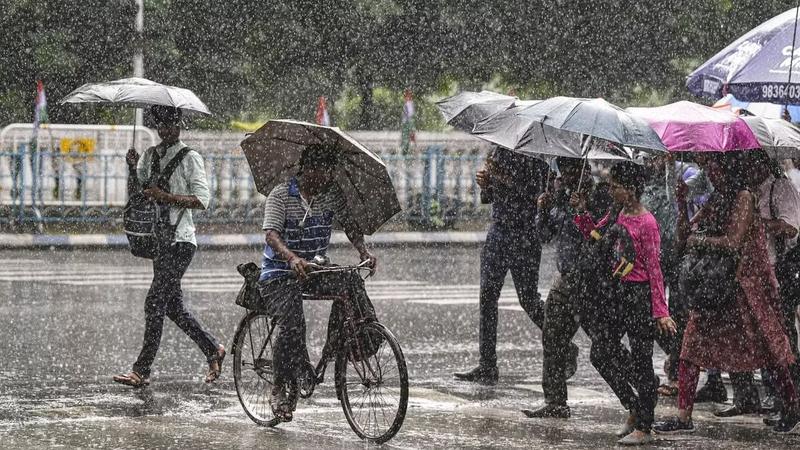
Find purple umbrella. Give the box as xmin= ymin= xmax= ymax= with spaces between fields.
xmin=626 ymin=101 xmax=761 ymax=152
xmin=687 ymin=7 xmax=800 ymax=104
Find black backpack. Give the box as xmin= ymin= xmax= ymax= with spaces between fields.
xmin=124 ymin=146 xmax=192 ymax=259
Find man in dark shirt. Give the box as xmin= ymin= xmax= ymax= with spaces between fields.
xmin=454 ymin=147 xmax=549 ymax=384
xmin=522 ymin=157 xmax=598 ymax=417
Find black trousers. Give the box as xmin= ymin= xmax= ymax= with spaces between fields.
xmin=541 ymin=273 xmax=581 ymax=405
xmin=258 ymin=270 xmax=375 ymax=385
xmin=479 ymin=222 xmax=544 ymax=367
xmin=583 ymin=282 xmax=658 ymax=432
xmin=133 ymin=242 xmax=219 ymax=378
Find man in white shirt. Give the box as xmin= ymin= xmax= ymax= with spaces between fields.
xmin=113 ymin=105 xmax=224 ymax=387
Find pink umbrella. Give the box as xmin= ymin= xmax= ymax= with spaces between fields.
xmin=626 ymin=101 xmax=761 ymax=152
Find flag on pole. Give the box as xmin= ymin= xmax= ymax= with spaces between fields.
xmin=33 ymin=80 xmax=48 ymax=132
xmin=315 ymin=96 xmax=330 ymax=126
xmin=400 ymin=88 xmax=416 ymax=154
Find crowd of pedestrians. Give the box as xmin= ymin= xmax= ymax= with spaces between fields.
xmin=455 ymin=146 xmax=800 ymax=444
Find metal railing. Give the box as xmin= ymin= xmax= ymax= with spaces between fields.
xmin=0 ymin=144 xmax=490 ymax=229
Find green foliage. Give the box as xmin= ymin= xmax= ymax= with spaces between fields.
xmin=1 ymin=0 xmax=799 ymax=131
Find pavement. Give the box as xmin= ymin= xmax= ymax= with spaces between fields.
xmin=0 ymin=231 xmax=488 ymax=249
xmin=1 ymin=246 xmax=799 ymax=449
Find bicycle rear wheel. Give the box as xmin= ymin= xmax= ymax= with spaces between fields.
xmin=232 ymin=310 xmax=280 ymax=427
xmin=335 ymin=322 xmax=409 ymax=444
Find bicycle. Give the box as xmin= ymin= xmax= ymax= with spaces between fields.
xmin=231 ymin=259 xmax=409 ymax=444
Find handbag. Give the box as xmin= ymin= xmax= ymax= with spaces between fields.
xmin=680 ymin=246 xmax=739 ymax=312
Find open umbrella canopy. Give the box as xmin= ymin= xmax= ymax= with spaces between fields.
xmin=436 ymin=91 xmax=518 ymax=132
xmin=627 ymin=101 xmax=761 ymax=152
xmin=240 ymin=120 xmax=401 ymax=235
xmin=60 ymin=77 xmax=211 ymax=115
xmin=740 ymin=115 xmax=800 ymax=159
xmin=687 ymin=7 xmax=800 ymax=104
xmin=472 ymin=96 xmax=666 ymax=158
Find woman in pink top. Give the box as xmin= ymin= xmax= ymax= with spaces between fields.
xmin=573 ymin=161 xmax=676 ymax=446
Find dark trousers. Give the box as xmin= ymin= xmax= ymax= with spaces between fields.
xmin=583 ymin=282 xmax=658 ymax=432
xmin=478 ymin=222 xmax=544 ymax=368
xmin=779 ymin=280 xmax=800 ymax=386
xmin=541 ymin=273 xmax=581 ymax=405
xmin=133 ymin=242 xmax=219 ymax=377
xmin=258 ymin=270 xmax=374 ymax=385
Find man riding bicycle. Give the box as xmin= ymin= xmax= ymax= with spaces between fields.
xmin=257 ymin=143 xmax=377 ymax=422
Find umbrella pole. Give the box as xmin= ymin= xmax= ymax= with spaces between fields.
xmin=576 ymin=136 xmax=592 ymax=193
xmin=131 ymin=108 xmax=138 ymax=149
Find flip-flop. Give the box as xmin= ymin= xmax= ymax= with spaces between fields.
xmin=112 ymin=371 xmax=150 ymax=387
xmin=204 ymin=345 xmax=226 ymax=383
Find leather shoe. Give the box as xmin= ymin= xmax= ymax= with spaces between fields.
xmin=694 ymin=378 xmax=727 ymax=403
xmin=454 ymin=365 xmax=499 ymax=385
xmin=521 ymin=404 xmax=570 ymax=419
xmin=713 ymin=404 xmax=760 ymax=418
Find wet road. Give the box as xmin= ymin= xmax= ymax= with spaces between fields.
xmin=0 ymin=245 xmax=798 ymax=449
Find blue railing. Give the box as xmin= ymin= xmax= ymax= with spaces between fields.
xmin=0 ymin=144 xmax=489 ymax=229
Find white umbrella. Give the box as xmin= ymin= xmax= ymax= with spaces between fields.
xmin=240 ymin=120 xmax=401 ymax=235
xmin=60 ymin=77 xmax=211 ymax=146
xmin=741 ymin=115 xmax=800 ymax=159
xmin=60 ymin=77 xmax=211 ymax=114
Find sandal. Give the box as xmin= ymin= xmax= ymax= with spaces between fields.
xmin=204 ymin=345 xmax=226 ymax=383
xmin=113 ymin=371 xmax=150 ymax=388
xmin=657 ymin=383 xmax=679 ymax=397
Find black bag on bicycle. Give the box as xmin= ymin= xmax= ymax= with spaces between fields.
xmin=124 ymin=146 xmax=191 ymax=259
xmin=235 ymin=262 xmax=262 ymax=310
xmin=348 ymin=292 xmax=383 ymax=362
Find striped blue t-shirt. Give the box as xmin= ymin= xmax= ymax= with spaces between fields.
xmin=259 ymin=177 xmax=352 ymax=281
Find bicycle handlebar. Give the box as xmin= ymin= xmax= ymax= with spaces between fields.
xmin=306 ymin=259 xmax=374 ymax=275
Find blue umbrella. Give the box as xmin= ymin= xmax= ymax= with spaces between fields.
xmin=687 ymin=7 xmax=800 ymax=104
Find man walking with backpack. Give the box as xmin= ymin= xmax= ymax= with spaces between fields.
xmin=113 ymin=105 xmax=224 ymax=387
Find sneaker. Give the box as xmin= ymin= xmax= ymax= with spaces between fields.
xmin=695 ymin=377 xmax=727 ymax=403
xmin=773 ymin=409 xmax=800 ymax=433
xmin=653 ymin=417 xmax=696 ymax=434
xmin=617 ymin=430 xmax=654 ymax=446
xmin=454 ymin=365 xmax=499 ymax=385
xmin=521 ymin=404 xmax=570 ymax=419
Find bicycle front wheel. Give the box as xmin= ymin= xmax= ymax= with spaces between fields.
xmin=232 ymin=310 xmax=280 ymax=427
xmin=335 ymin=322 xmax=409 ymax=444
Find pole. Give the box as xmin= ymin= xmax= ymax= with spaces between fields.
xmin=576 ymin=136 xmax=592 ymax=193
xmin=786 ymin=3 xmax=800 ymax=115
xmin=132 ymin=0 xmax=144 ymax=148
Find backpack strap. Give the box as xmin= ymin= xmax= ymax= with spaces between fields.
xmin=155 ymin=146 xmax=192 ymax=190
